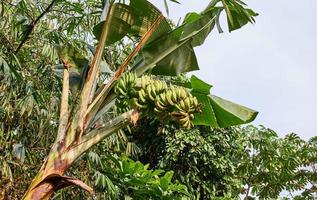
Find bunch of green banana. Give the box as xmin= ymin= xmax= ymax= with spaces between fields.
xmin=114 ymin=72 xmax=137 ymax=97
xmin=114 ymin=73 xmax=201 ymax=129
xmin=115 ymin=73 xmax=138 ymax=113
xmin=136 ymin=79 xmax=168 ymax=108
xmin=154 ymin=87 xmax=200 ymax=129
xmin=154 ymin=88 xmax=198 ymax=111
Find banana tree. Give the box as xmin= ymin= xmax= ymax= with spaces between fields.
xmin=22 ymin=0 xmax=258 ymax=199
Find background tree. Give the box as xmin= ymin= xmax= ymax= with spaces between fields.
xmin=108 ymin=120 xmax=317 ymax=200
xmin=127 ymin=121 xmax=245 ymax=199
xmin=238 ymin=126 xmax=317 ymax=200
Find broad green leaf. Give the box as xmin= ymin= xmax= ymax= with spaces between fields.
xmin=93 ymin=1 xmax=171 ymax=45
xmin=209 ymin=95 xmax=258 ymax=126
xmin=192 ymin=93 xmax=218 ymax=127
xmin=190 ymin=75 xmax=212 ymax=94
xmin=132 ymin=3 xmax=221 ymax=75
xmin=190 ymin=76 xmax=258 ymax=127
xmin=129 ymin=0 xmax=172 ymax=42
xmin=181 ymin=7 xmax=221 ymax=47
xmin=93 ymin=3 xmax=135 ymax=45
xmin=160 ymin=171 xmax=174 ymax=190
xmin=137 ymin=31 xmax=199 ymax=75
xmin=193 ymin=94 xmax=258 ymax=127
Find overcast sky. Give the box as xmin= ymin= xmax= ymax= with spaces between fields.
xmin=150 ymin=0 xmax=317 ymax=140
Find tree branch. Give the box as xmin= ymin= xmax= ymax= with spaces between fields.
xmin=15 ymin=0 xmax=58 ymax=54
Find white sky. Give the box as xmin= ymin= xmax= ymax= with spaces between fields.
xmin=150 ymin=0 xmax=317 ymax=140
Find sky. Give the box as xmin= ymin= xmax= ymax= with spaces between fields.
xmin=150 ymin=0 xmax=317 ymax=140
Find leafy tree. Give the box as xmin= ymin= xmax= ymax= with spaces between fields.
xmin=127 ymin=121 xmax=245 ymax=199
xmin=238 ymin=126 xmax=317 ymax=200
xmin=1 ymin=0 xmax=259 ymax=199
xmin=296 ymin=136 xmax=317 ymax=199
xmin=238 ymin=126 xmax=305 ymax=199
xmin=118 ymin=121 xmax=317 ymax=200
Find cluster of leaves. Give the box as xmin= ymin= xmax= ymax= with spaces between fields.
xmin=159 ymin=127 xmax=245 ymax=199
xmin=108 ymin=118 xmax=317 ymax=200
xmin=125 ymin=121 xmax=244 ymax=199
xmin=89 ymin=154 xmax=189 ymax=200
xmin=238 ymin=126 xmax=317 ymax=200
xmin=1 ymin=31 xmax=60 ymax=200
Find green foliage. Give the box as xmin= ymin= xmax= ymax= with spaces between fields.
xmin=117 ymin=121 xmax=317 ymax=200
xmin=213 ymin=0 xmax=258 ymax=32
xmin=159 ymin=127 xmax=244 ymax=199
xmin=104 ymin=0 xmax=258 ymax=76
xmin=238 ymin=126 xmax=317 ymax=199
xmin=125 ymin=121 xmax=244 ymax=199
xmin=0 ymin=51 xmax=60 ymax=198
xmin=93 ymin=0 xmax=172 ymax=45
xmin=89 ymin=154 xmax=189 ymax=199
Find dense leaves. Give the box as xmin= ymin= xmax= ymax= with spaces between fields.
xmin=90 ymin=154 xmax=189 ymax=199
xmin=238 ymin=126 xmax=317 ymax=199
xmin=121 ymin=122 xmax=317 ymax=199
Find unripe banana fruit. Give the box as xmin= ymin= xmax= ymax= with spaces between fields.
xmin=114 ymin=72 xmax=201 ymax=129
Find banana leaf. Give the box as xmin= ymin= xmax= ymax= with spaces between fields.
xmin=93 ymin=0 xmax=171 ymax=45
xmin=134 ymin=29 xmax=199 ymax=76
xmin=93 ymin=0 xmax=257 ymax=76
xmin=210 ymin=0 xmax=258 ymax=32
xmin=190 ymin=75 xmax=258 ymax=127
xmin=132 ymin=4 xmax=221 ymax=75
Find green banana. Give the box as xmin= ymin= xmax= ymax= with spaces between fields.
xmin=178 ymin=100 xmax=187 ymax=111
xmin=117 ymin=87 xmax=127 ymax=96
xmin=147 ymin=85 xmax=155 ymax=101
xmin=184 ymin=97 xmax=191 ymax=111
xmin=138 ymin=89 xmax=147 ymax=103
xmin=171 ymin=90 xmax=178 ymax=104
xmin=166 ymin=91 xmax=175 ymax=105
xmin=159 ymin=93 xmax=168 ymax=107
xmin=154 ymin=107 xmax=163 ymax=113
xmin=134 ymin=100 xmax=148 ymax=109
xmin=150 ymin=85 xmax=157 ymax=100
xmin=155 ymin=97 xmax=167 ymax=111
